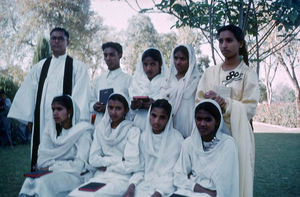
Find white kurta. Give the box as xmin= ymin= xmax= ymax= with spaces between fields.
xmin=90 ymin=68 xmax=132 ymax=126
xmin=128 ymin=48 xmax=168 ymax=131
xmin=163 ymin=44 xmax=202 ymax=138
xmin=173 ymin=99 xmax=239 ymax=197
xmin=131 ymin=104 xmax=184 ymax=197
xmin=19 ymin=97 xmax=93 ymax=197
xmin=70 ymin=93 xmax=141 ymax=197
xmin=8 ymin=54 xmax=91 ymax=151
xmin=195 ymin=61 xmax=259 ymax=197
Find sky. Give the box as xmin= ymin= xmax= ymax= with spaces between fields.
xmin=91 ymin=0 xmax=177 ymax=33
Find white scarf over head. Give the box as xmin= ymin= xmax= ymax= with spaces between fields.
xmin=142 ymin=101 xmax=182 ymax=176
xmin=37 ymin=96 xmax=93 ymax=168
xmin=164 ymin=44 xmax=202 ymax=115
xmin=128 ymin=48 xmax=168 ymax=100
xmin=95 ymin=92 xmax=134 ymax=146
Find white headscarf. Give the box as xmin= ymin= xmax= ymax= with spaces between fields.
xmin=128 ymin=48 xmax=168 ymax=100
xmin=37 ymin=95 xmax=93 ymax=168
xmin=190 ymin=99 xmax=226 ymax=152
xmin=142 ymin=99 xmax=183 ymax=175
xmin=95 ymin=92 xmax=135 ymax=146
xmin=164 ymin=44 xmax=202 ymax=115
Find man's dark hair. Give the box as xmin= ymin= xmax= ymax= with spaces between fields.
xmin=102 ymin=42 xmax=123 ymax=57
xmin=50 ymin=27 xmax=69 ymax=39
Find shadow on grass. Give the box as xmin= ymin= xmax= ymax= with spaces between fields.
xmin=0 ymin=133 xmax=299 ymax=197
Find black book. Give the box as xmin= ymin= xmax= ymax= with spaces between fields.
xmin=78 ymin=182 xmax=106 ymax=192
xmin=169 ymin=194 xmax=188 ymax=197
xmin=99 ymin=88 xmax=114 ymax=105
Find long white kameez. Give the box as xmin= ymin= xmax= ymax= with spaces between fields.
xmin=128 ymin=48 xmax=168 ymax=130
xmin=19 ymin=97 xmax=93 ymax=197
xmin=163 ymin=44 xmax=202 ymax=138
xmin=69 ymin=93 xmax=141 ymax=197
xmin=173 ymin=99 xmax=239 ymax=197
xmin=8 ymin=54 xmax=91 ymax=151
xmin=90 ymin=68 xmax=132 ymax=126
xmin=195 ymin=61 xmax=259 ymax=197
xmin=131 ymin=105 xmax=184 ymax=197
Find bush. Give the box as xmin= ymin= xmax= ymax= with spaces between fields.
xmin=254 ymin=102 xmax=297 ymax=128
xmin=0 ymin=74 xmax=19 ymax=101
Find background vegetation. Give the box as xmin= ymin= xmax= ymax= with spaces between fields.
xmin=0 ymin=0 xmax=299 ymax=127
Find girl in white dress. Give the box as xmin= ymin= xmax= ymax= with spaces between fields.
xmin=69 ymin=93 xmax=141 ymax=197
xmin=129 ymin=48 xmax=168 ymax=130
xmin=173 ymin=99 xmax=239 ymax=197
xmin=19 ymin=95 xmax=93 ymax=197
xmin=124 ymin=99 xmax=184 ymax=197
xmin=163 ymin=44 xmax=202 ymax=138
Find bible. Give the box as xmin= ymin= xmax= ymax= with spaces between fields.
xmin=99 ymin=88 xmax=114 ymax=105
xmin=78 ymin=182 xmax=106 ymax=192
xmin=24 ymin=170 xmax=52 ymax=178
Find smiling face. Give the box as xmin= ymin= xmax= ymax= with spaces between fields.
xmin=50 ymin=30 xmax=69 ymax=57
xmin=52 ymin=102 xmax=71 ymax=128
xmin=174 ymin=50 xmax=189 ymax=76
xmin=103 ymin=47 xmax=121 ymax=71
xmin=195 ymin=109 xmax=217 ymax=142
xmin=108 ymin=99 xmax=128 ymax=127
xmin=149 ymin=107 xmax=169 ymax=134
xmin=142 ymin=56 xmax=161 ymax=81
xmin=218 ymin=30 xmax=243 ymax=60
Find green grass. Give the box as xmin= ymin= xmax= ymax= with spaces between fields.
xmin=0 ymin=134 xmax=299 ymax=197
xmin=254 ymin=133 xmax=300 ymax=197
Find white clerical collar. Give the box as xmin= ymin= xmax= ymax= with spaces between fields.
xmin=106 ymin=67 xmax=122 ymax=79
xmin=52 ymin=54 xmax=67 ymax=60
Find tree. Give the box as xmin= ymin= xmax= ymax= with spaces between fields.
xmin=122 ymin=14 xmax=160 ymax=74
xmin=124 ymin=0 xmax=300 ymax=77
xmin=276 ymin=39 xmax=300 ymax=127
xmin=0 ymin=74 xmax=19 ymax=101
xmin=32 ymin=37 xmax=50 ymax=65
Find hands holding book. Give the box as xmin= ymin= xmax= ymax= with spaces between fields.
xmin=93 ymin=102 xmax=106 ymax=113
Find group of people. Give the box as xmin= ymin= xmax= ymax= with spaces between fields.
xmin=8 ymin=24 xmax=259 ymax=197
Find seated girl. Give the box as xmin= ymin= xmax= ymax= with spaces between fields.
xmin=69 ymin=93 xmax=141 ymax=196
xmin=129 ymin=48 xmax=167 ymax=130
xmin=163 ymin=44 xmax=202 ymax=138
xmin=173 ymin=99 xmax=239 ymax=197
xmin=19 ymin=95 xmax=93 ymax=197
xmin=124 ymin=99 xmax=184 ymax=197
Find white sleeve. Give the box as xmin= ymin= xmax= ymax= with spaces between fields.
xmin=89 ymin=131 xmax=122 ymax=168
xmin=109 ymin=127 xmax=141 ymax=174
xmin=72 ymin=61 xmax=91 ymax=122
xmin=173 ymin=142 xmax=196 ymax=192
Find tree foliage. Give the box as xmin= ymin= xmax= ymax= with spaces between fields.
xmin=127 ymin=0 xmax=300 ymax=76
xmin=0 ymin=74 xmax=19 ymax=101
xmin=32 ymin=37 xmax=50 ymax=65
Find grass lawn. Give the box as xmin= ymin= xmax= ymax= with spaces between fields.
xmin=0 ymin=133 xmax=299 ymax=197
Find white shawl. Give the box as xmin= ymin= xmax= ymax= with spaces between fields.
xmin=37 ymin=96 xmax=93 ymax=171
xmin=95 ymin=92 xmax=134 ymax=146
xmin=164 ymin=44 xmax=202 ymax=115
xmin=128 ymin=48 xmax=168 ymax=100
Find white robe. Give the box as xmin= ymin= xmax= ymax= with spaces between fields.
xmin=19 ymin=97 xmax=93 ymax=197
xmin=195 ymin=61 xmax=259 ymax=197
xmin=128 ymin=48 xmax=168 ymax=130
xmin=8 ymin=54 xmax=91 ymax=153
xmin=163 ymin=44 xmax=202 ymax=138
xmin=131 ymin=104 xmax=184 ymax=197
xmin=173 ymin=99 xmax=239 ymax=197
xmin=90 ymin=68 xmax=132 ymax=126
xmin=69 ymin=93 xmax=141 ymax=197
